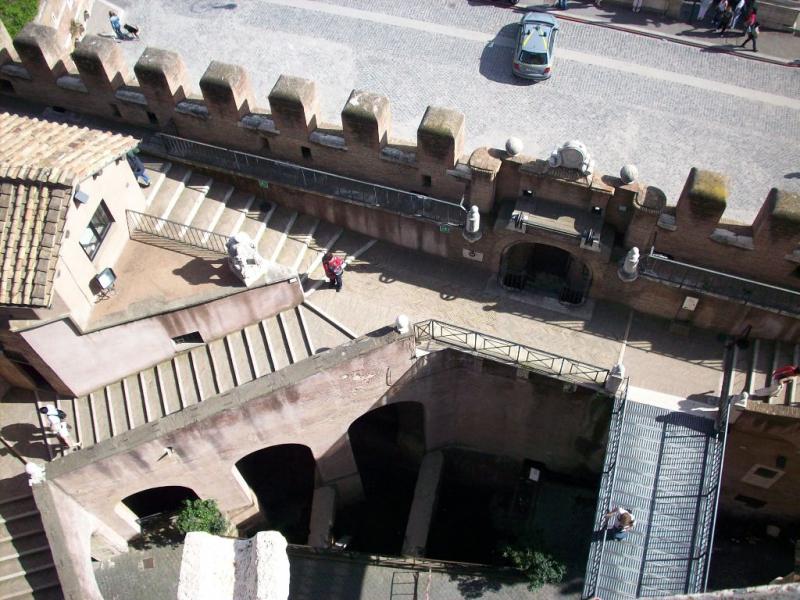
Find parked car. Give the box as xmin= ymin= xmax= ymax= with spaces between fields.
xmin=512 ymin=12 xmax=559 ymax=80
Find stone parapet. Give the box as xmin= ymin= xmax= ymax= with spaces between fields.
xmin=0 ymin=24 xmax=798 ymax=293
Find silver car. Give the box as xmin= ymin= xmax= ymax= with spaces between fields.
xmin=512 ymin=13 xmax=559 ymax=80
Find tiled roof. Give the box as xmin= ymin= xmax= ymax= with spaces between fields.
xmin=0 ymin=174 xmax=70 ymax=307
xmin=0 ymin=111 xmax=138 ymax=184
xmin=0 ymin=111 xmax=138 ymax=307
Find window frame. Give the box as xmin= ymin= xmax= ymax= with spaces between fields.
xmin=80 ymin=201 xmax=114 ymax=261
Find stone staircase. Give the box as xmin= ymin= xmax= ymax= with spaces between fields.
xmin=0 ymin=492 xmax=60 ymax=600
xmin=29 ymin=154 xmax=387 ymax=453
xmin=729 ymin=337 xmax=800 ymax=406
xmin=35 ymin=301 xmax=355 ymax=453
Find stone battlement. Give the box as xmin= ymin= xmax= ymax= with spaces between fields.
xmin=1 ymin=21 xmax=798 ymax=290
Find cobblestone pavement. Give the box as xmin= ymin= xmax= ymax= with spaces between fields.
xmin=94 ymin=0 xmax=799 ymax=224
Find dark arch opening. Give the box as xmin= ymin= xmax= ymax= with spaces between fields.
xmin=500 ymin=242 xmax=592 ymax=305
xmin=235 ymin=444 xmax=316 ymax=544
xmin=339 ymin=402 xmax=425 ymax=554
xmin=121 ymin=486 xmax=199 ymax=521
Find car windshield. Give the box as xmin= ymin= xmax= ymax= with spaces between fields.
xmin=518 ymin=50 xmax=548 ymax=65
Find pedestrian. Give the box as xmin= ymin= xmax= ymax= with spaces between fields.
xmin=126 ymin=150 xmax=151 ymax=187
xmin=632 ymin=0 xmax=643 ymax=13
xmin=38 ymin=405 xmax=80 ymax=451
xmin=730 ymin=0 xmax=745 ymax=29
xmin=553 ymin=0 xmax=568 ymax=10
xmin=603 ymin=506 xmax=635 ymax=540
xmin=739 ymin=19 xmax=759 ymax=51
xmin=108 ymin=11 xmax=125 ymax=39
xmin=697 ymin=0 xmax=715 ymax=21
xmin=711 ymin=0 xmax=728 ymax=27
xmin=321 ymin=252 xmax=344 ymax=292
xmin=717 ymin=6 xmax=734 ymax=34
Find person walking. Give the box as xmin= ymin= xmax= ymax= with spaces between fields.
xmin=603 ymin=506 xmax=636 ymax=540
xmin=711 ymin=0 xmax=728 ymax=27
xmin=322 ymin=252 xmax=344 ymax=292
xmin=108 ymin=11 xmax=125 ymax=39
xmin=717 ymin=6 xmax=734 ymax=34
xmin=632 ymin=0 xmax=644 ymax=13
xmin=739 ymin=19 xmax=759 ymax=51
xmin=697 ymin=0 xmax=715 ymax=21
xmin=730 ymin=0 xmax=745 ymax=30
xmin=38 ymin=405 xmax=80 ymax=451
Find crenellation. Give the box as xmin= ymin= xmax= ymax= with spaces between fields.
xmin=341 ymin=90 xmax=391 ymax=152
xmin=133 ymin=47 xmax=190 ymax=126
xmin=72 ymin=36 xmax=130 ymax=96
xmin=0 ymin=20 xmax=18 ymax=66
xmin=267 ymin=74 xmax=319 ymax=137
xmin=199 ymin=61 xmax=254 ymax=122
xmin=0 ymin=24 xmax=796 ymax=295
xmin=13 ymin=23 xmax=72 ymax=81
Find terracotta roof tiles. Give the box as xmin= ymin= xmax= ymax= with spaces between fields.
xmin=0 ymin=111 xmax=138 ymax=307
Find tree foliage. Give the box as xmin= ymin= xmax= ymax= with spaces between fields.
xmin=0 ymin=0 xmax=39 ymax=38
xmin=175 ymin=499 xmax=228 ymax=536
xmin=502 ymin=545 xmax=566 ymax=590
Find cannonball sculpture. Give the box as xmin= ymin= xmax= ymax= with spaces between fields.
xmin=505 ymin=137 xmax=523 ymax=157
xmin=620 ymin=164 xmax=639 ymax=185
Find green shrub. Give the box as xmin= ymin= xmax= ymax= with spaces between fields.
xmin=0 ymin=0 xmax=39 ymax=38
xmin=502 ymin=545 xmax=566 ymax=590
xmin=175 ymin=499 xmax=228 ymax=536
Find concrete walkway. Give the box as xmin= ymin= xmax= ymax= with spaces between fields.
xmin=517 ymin=1 xmax=800 ymax=65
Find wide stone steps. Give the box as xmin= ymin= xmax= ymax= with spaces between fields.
xmin=140 ymin=155 xmax=378 ymax=286
xmin=38 ymin=304 xmax=354 ymax=454
xmin=730 ymin=338 xmax=800 ymax=406
xmin=0 ymin=494 xmax=60 ymax=600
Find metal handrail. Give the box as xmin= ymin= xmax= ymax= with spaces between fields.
xmin=126 ymin=209 xmax=229 ymax=256
xmin=413 ymin=319 xmax=609 ymax=386
xmin=582 ymin=377 xmax=629 ymax=599
xmin=156 ymin=133 xmax=467 ymax=227
xmin=640 ymin=250 xmax=800 ymax=317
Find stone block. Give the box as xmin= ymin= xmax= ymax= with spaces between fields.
xmin=72 ymin=35 xmax=129 ymax=93
xmin=199 ymin=60 xmax=254 ymax=121
xmin=268 ymin=74 xmax=318 ymax=136
xmin=0 ymin=20 xmax=19 ymax=65
xmin=341 ymin=89 xmax=390 ymax=151
xmin=134 ymin=47 xmax=189 ymax=123
xmin=13 ymin=23 xmax=70 ymax=80
xmin=467 ymin=147 xmax=502 ymax=213
xmin=417 ymin=106 xmax=464 ymax=168
xmin=676 ymin=168 xmax=727 ymax=234
xmin=753 ymin=188 xmax=800 ymax=250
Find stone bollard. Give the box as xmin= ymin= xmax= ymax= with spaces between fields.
xmin=618 ymin=247 xmax=640 ymax=282
xmin=605 ymin=363 xmax=626 ymax=394
xmin=462 ymin=205 xmax=482 ymax=242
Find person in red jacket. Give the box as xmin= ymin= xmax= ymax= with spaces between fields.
xmin=322 ymin=252 xmax=344 ymax=292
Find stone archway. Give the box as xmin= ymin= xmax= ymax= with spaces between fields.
xmin=120 ymin=485 xmax=200 ymax=521
xmin=234 ymin=444 xmax=316 ymax=543
xmin=500 ymin=242 xmax=592 ymax=305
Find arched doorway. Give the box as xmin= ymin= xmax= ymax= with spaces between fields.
xmin=500 ymin=243 xmax=591 ymax=305
xmin=121 ymin=486 xmax=199 ymax=521
xmin=340 ymin=402 xmax=425 ymax=554
xmin=234 ymin=444 xmax=316 ymax=543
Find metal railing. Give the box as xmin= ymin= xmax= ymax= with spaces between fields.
xmin=126 ymin=209 xmax=229 ymax=256
xmin=582 ymin=378 xmax=629 ymax=600
xmin=156 ymin=134 xmax=467 ymax=227
xmin=413 ymin=319 xmax=609 ymax=386
xmin=640 ymin=250 xmax=800 ymax=317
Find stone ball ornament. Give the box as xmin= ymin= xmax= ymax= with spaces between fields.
xmin=620 ymin=164 xmax=639 ymax=184
xmin=505 ymin=137 xmax=523 ymax=156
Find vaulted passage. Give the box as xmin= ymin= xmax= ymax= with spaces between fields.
xmin=339 ymin=402 xmax=425 ymax=554
xmin=121 ymin=486 xmax=199 ymax=520
xmin=235 ymin=444 xmax=316 ymax=544
xmin=500 ymin=242 xmax=591 ymax=305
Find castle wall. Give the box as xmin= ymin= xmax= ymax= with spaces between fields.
xmin=0 ymin=24 xmax=798 ymax=339
xmin=17 ymin=277 xmax=302 ymax=396
xmin=43 ymin=336 xmax=610 ymax=550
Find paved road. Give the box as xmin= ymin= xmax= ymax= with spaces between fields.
xmin=94 ymin=0 xmax=799 ymax=224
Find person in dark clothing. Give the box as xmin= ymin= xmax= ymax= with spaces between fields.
xmin=717 ymin=6 xmax=734 ymax=34
xmin=739 ymin=20 xmax=759 ymax=51
xmin=322 ymin=252 xmax=344 ymax=292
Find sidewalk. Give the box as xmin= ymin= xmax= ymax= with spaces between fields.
xmin=518 ymin=1 xmax=800 ymax=65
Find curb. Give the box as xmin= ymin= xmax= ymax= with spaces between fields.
xmin=519 ymin=6 xmax=798 ymax=67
